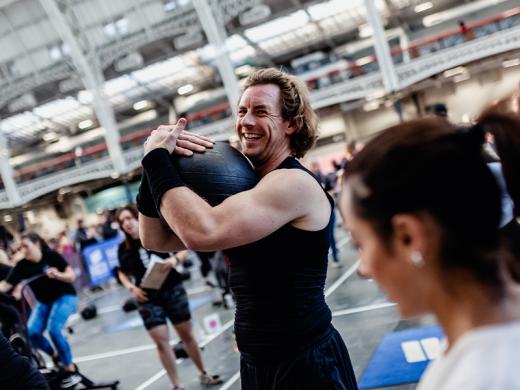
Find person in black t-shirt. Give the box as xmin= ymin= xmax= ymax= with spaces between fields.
xmin=0 ymin=233 xmax=81 ymax=389
xmin=115 ymin=206 xmax=221 ymax=389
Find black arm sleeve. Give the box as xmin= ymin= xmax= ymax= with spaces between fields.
xmin=0 ymin=333 xmax=50 ymax=390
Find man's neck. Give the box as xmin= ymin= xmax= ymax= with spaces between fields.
xmin=254 ymin=150 xmax=293 ymax=177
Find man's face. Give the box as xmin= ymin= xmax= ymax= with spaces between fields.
xmin=235 ymin=84 xmax=292 ymax=166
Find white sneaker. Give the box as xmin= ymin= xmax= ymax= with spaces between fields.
xmin=60 ymin=372 xmax=82 ymax=389
xmin=200 ymin=372 xmax=223 ymax=386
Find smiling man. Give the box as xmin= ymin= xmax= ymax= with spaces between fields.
xmin=138 ymin=68 xmax=358 ymax=389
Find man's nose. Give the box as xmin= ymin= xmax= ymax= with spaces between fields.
xmin=240 ymin=110 xmax=255 ymax=127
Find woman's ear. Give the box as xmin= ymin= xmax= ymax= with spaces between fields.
xmin=391 ymin=214 xmax=429 ymax=260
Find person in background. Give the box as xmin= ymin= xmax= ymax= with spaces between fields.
xmin=57 ymin=231 xmax=74 ymax=256
xmin=73 ymin=219 xmax=88 ymax=252
xmin=308 ymin=160 xmax=325 ymax=184
xmin=339 ymin=106 xmax=520 ymax=389
xmin=100 ymin=211 xmax=119 ymax=240
xmin=426 ymin=103 xmax=448 ymax=119
xmin=115 ymin=205 xmax=221 ymax=390
xmin=0 ymin=232 xmax=81 ymax=389
xmin=196 ymin=251 xmax=217 ymax=288
xmin=309 ymin=160 xmax=342 ymax=267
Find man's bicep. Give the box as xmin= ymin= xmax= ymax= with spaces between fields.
xmin=212 ymin=174 xmax=306 ymax=247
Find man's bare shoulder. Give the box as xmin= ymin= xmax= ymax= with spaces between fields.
xmin=257 ymin=167 xmax=325 ymax=203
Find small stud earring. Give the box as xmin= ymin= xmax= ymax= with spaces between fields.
xmin=410 ymin=251 xmax=425 ymax=268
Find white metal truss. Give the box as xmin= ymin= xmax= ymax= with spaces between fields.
xmin=0 ymin=0 xmax=259 ymax=111
xmin=39 ymin=0 xmax=127 ymax=175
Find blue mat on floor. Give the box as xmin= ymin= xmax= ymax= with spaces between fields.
xmin=358 ymin=325 xmax=444 ymax=389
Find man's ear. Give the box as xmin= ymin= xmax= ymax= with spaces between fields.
xmin=286 ymin=117 xmax=301 ymax=135
xmin=391 ymin=214 xmax=428 ymax=256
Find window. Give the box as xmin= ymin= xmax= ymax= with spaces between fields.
xmin=163 ymin=0 xmax=189 ymax=12
xmin=104 ymin=17 xmax=128 ymax=37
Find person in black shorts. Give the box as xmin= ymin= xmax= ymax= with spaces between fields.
xmin=138 ymin=68 xmax=358 ymax=389
xmin=115 ymin=205 xmax=221 ymax=390
xmin=0 ymin=232 xmax=81 ymax=389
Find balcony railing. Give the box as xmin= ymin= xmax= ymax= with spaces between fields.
xmin=2 ymin=14 xmax=520 ymax=209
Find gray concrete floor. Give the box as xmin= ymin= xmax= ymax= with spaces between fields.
xmin=59 ymin=226 xmax=435 ymax=390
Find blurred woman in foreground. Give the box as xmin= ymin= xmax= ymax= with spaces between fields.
xmin=339 ymin=105 xmax=520 ymax=389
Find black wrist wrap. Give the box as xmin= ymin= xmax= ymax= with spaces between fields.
xmin=136 ymin=171 xmax=159 ymax=218
xmin=141 ymin=148 xmax=186 ymax=208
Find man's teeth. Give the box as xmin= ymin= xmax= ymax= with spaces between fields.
xmin=243 ymin=133 xmax=261 ymax=140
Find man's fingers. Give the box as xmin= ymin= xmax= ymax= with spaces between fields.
xmin=176 ymin=139 xmax=206 ymax=153
xmin=178 ymin=132 xmax=214 ymax=148
xmin=182 ymin=130 xmax=215 ymax=143
xmin=173 ymin=145 xmax=194 ymax=156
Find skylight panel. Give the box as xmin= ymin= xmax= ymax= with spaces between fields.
xmin=244 ymin=10 xmax=309 ymax=43
xmin=33 ymin=97 xmax=80 ymax=119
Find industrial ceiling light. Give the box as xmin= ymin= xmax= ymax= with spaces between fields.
xmin=177 ymin=84 xmax=194 ymax=95
xmin=414 ymin=2 xmax=433 ymax=13
xmin=502 ymin=58 xmax=520 ymax=68
xmin=358 ymin=23 xmax=373 ymax=38
xmin=78 ymin=119 xmax=94 ymax=130
xmin=133 ymin=100 xmax=151 ymax=111
xmin=443 ymin=66 xmax=466 ymax=78
xmin=42 ymin=131 xmax=59 ymax=142
xmin=235 ymin=64 xmax=254 ymax=76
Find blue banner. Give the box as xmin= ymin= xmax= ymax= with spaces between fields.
xmin=82 ymin=236 xmax=123 ymax=287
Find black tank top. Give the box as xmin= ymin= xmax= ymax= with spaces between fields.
xmin=226 ymin=156 xmax=334 ymax=362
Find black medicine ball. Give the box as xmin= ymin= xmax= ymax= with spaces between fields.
xmin=171 ymin=141 xmax=257 ymax=206
xmin=80 ymin=304 xmax=97 ymax=320
xmin=122 ymin=297 xmax=138 ymax=312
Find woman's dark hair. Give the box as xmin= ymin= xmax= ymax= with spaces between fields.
xmin=115 ymin=205 xmax=139 ymax=251
xmin=343 ymin=108 xmax=520 ymax=297
xmin=21 ymin=232 xmax=50 ymax=251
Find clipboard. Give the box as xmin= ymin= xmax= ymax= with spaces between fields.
xmin=140 ymin=254 xmax=171 ymax=289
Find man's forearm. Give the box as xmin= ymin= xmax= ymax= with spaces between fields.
xmin=139 ymin=213 xmax=186 ymax=252
xmin=158 ymin=186 xmax=219 ymax=250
